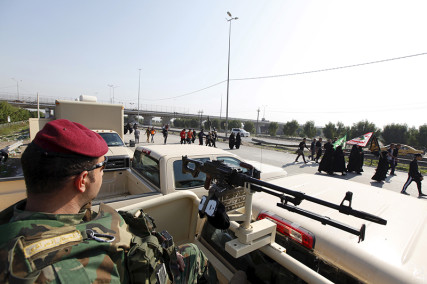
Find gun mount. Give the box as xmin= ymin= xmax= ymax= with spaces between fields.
xmin=182 ymin=156 xmax=387 ymax=249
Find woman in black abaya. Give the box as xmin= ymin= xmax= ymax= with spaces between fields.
xmin=318 ymin=140 xmax=334 ymax=175
xmin=371 ymin=151 xmax=389 ymax=182
xmin=229 ymin=132 xmax=235 ymax=149
xmin=347 ymin=145 xmax=364 ymax=174
xmin=333 ymin=145 xmax=347 ymax=175
xmin=235 ymin=133 xmax=241 ymax=149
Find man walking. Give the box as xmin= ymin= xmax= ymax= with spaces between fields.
xmin=134 ymin=125 xmax=140 ymax=144
xmin=315 ymin=137 xmax=323 ymax=163
xmin=162 ymin=124 xmax=169 ymax=144
xmin=308 ymin=138 xmax=316 ymax=161
xmin=295 ymin=138 xmax=310 ymax=163
xmin=401 ymin=153 xmax=427 ymax=198
xmin=390 ymin=144 xmax=401 ymax=175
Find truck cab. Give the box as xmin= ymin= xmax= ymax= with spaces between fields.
xmin=94 ymin=129 xmax=134 ymax=170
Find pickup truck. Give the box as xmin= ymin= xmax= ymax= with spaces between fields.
xmin=95 ymin=144 xmax=286 ymax=206
xmin=112 ymin=156 xmax=427 ymax=284
xmin=1 ymin=145 xmax=426 ymax=283
xmin=0 ymin=144 xmax=286 ymax=211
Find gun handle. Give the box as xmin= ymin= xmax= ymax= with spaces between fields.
xmin=204 ymin=176 xmax=212 ymax=190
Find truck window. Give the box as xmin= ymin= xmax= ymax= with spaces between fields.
xmin=132 ymin=151 xmax=160 ymax=188
xmin=173 ymin=158 xmax=209 ymax=189
xmin=98 ymin=133 xmax=125 ymax=147
xmin=217 ymin=156 xmax=249 ymax=174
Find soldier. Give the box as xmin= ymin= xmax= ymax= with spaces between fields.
xmin=0 ymin=119 xmax=217 ymax=283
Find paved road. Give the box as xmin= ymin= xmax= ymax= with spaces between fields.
xmin=124 ymin=132 xmax=425 ymax=200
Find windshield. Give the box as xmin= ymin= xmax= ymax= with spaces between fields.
xmin=98 ymin=133 xmax=125 ymax=147
xmin=173 ymin=158 xmax=210 ymax=189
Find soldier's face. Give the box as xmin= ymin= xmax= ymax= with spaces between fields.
xmin=87 ymin=156 xmax=105 ymax=201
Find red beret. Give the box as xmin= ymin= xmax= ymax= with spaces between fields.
xmin=33 ymin=119 xmax=108 ymax=157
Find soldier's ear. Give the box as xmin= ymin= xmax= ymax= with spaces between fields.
xmin=74 ymin=171 xmax=88 ymax=193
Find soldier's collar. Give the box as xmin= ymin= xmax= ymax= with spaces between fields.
xmin=10 ymin=201 xmax=86 ymax=225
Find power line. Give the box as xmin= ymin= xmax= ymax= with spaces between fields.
xmin=148 ymin=52 xmax=427 ymax=101
xmin=144 ymin=80 xmax=226 ymax=101
xmin=232 ymin=52 xmax=427 ymax=81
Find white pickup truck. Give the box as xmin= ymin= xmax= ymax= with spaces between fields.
xmin=0 ymin=144 xmax=286 ymax=210
xmin=1 ymin=145 xmax=426 ymax=283
xmin=96 ymin=144 xmax=286 ymax=207
xmin=114 ymin=156 xmax=427 ymax=284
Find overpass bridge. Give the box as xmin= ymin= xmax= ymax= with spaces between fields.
xmin=0 ymin=94 xmax=279 ymax=134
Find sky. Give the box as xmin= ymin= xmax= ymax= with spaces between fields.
xmin=1 ymin=0 xmax=427 ymax=129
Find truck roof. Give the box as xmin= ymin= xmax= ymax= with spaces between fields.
xmin=134 ymin=144 xmax=286 ymax=180
xmin=135 ymin=144 xmax=233 ymax=160
xmin=251 ymin=174 xmax=427 ymax=283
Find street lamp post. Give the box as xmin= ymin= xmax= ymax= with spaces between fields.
xmin=137 ymin=69 xmax=141 ymax=124
xmin=107 ymin=84 xmax=119 ymax=104
xmin=225 ymin=11 xmax=238 ymax=138
xmin=11 ymin=78 xmax=21 ymax=100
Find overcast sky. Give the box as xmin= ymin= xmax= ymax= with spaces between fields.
xmin=1 ymin=0 xmax=427 ymax=129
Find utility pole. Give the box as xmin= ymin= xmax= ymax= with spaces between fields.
xmin=256 ymin=108 xmax=260 ymax=136
xmin=137 ymin=68 xmax=141 ymax=124
xmin=198 ymin=110 xmax=204 ymax=129
xmin=11 ymin=78 xmax=21 ymax=100
xmin=225 ymin=11 xmax=238 ymax=138
xmin=107 ymin=85 xmax=119 ymax=104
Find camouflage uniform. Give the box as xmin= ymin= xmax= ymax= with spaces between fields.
xmin=0 ymin=200 xmax=217 ymax=283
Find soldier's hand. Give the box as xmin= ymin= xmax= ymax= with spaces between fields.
xmin=177 ymin=252 xmax=185 ymax=272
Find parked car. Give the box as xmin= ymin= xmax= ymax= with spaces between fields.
xmin=231 ymin=128 xmax=250 ymax=137
xmin=381 ymin=144 xmax=423 ymax=156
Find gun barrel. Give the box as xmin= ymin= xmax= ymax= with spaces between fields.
xmin=239 ymin=175 xmax=387 ymax=226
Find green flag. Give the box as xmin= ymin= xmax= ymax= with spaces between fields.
xmin=333 ymin=135 xmax=347 ymax=149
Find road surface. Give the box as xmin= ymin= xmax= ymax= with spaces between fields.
xmin=124 ymin=132 xmax=425 ymax=199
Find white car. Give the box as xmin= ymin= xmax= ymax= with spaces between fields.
xmin=231 ymin=128 xmax=250 ymax=137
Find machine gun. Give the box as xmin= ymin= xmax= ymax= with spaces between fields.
xmin=182 ymin=156 xmax=387 ymax=244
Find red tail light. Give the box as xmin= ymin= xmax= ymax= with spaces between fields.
xmin=257 ymin=211 xmax=315 ymax=250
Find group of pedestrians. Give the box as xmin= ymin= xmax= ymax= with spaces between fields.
xmin=229 ymin=132 xmax=241 ymax=149
xmin=370 ymin=143 xmax=426 ymax=198
xmin=316 ymin=138 xmax=357 ymax=176
xmin=144 ymin=126 xmax=156 ymax=143
xmin=371 ymin=143 xmax=401 ymax=182
xmin=296 ymin=137 xmax=364 ymax=176
xmin=198 ymin=128 xmax=218 ymax=147
xmin=179 ymin=128 xmax=197 ymax=144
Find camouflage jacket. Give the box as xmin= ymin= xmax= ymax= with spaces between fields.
xmin=0 ymin=200 xmax=152 ymax=283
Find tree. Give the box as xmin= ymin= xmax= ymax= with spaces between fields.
xmin=268 ymin=122 xmax=279 ymax=136
xmin=336 ymin=122 xmax=349 ymax=138
xmin=189 ymin=118 xmax=199 ymax=129
xmin=228 ymin=120 xmax=241 ymax=130
xmin=381 ymin=124 xmax=408 ymax=145
xmin=408 ymin=127 xmax=419 ymax=148
xmin=282 ymin=120 xmax=299 ymax=136
xmin=323 ymin=122 xmax=336 ymax=139
xmin=349 ymin=120 xmax=379 ymax=140
xmin=417 ymin=124 xmax=427 ymax=148
xmin=244 ymin=121 xmax=255 ymax=134
xmin=211 ymin=119 xmax=220 ymax=130
xmin=0 ymin=101 xmax=37 ymax=123
xmin=302 ymin=121 xmax=316 ymax=138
